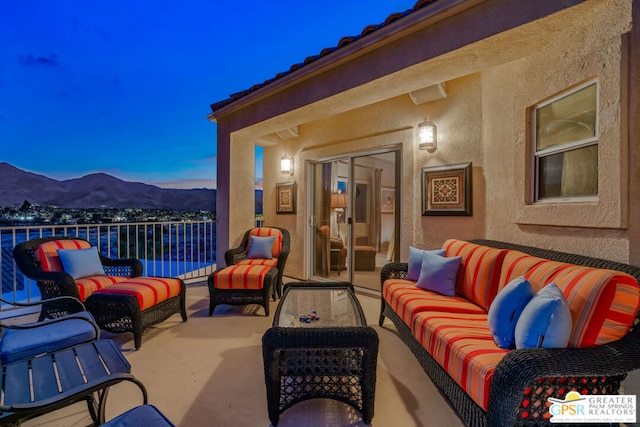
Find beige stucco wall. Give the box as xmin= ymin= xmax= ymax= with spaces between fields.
xmin=229 ymin=0 xmax=636 ymax=278
xmin=483 ymin=0 xmax=633 ymax=261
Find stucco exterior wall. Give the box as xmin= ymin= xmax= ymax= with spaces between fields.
xmin=483 ymin=0 xmax=633 ymax=261
xmin=222 ymin=0 xmax=637 ymax=276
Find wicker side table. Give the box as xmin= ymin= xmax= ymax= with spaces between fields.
xmin=262 ymin=282 xmax=379 ymax=426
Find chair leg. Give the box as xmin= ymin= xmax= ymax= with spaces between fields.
xmin=85 ymin=392 xmax=100 ymax=425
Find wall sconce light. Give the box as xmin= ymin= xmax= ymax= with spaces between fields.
xmin=280 ymin=155 xmax=294 ymax=176
xmin=418 ymin=119 xmax=437 ymax=152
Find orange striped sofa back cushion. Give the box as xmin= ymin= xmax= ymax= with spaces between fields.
xmin=499 ymin=249 xmax=640 ymax=347
xmin=34 ymin=239 xmax=92 ymax=272
xmin=443 ymin=239 xmax=507 ymax=311
xmin=247 ymin=227 xmax=283 ymax=259
xmin=551 ymin=266 xmax=640 ymax=347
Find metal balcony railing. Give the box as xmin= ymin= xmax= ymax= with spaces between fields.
xmin=0 ymin=220 xmax=217 ymax=311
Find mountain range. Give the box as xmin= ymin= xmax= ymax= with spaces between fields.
xmin=0 ymin=162 xmax=219 ymax=212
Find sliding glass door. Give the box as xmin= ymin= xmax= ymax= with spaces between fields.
xmin=309 ymin=150 xmax=400 ymax=292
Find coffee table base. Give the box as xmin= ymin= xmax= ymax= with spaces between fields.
xmin=262 ymin=326 xmax=378 ymax=426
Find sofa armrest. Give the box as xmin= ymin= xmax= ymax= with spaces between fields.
xmin=488 ymin=341 xmax=637 ymax=427
xmin=380 ymin=262 xmax=409 ymax=283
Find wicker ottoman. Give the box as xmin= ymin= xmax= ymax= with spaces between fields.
xmin=85 ymin=277 xmax=187 ymax=349
xmin=208 ymin=265 xmax=278 ymax=316
xmin=354 ymin=246 xmax=376 ymax=271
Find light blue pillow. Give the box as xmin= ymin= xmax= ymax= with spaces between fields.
xmin=407 ymin=246 xmax=446 ymax=281
xmin=247 ymin=235 xmax=276 ymax=259
xmin=488 ymin=276 xmax=535 ymax=349
xmin=57 ymin=247 xmax=105 ymax=280
xmin=415 ymin=251 xmax=462 ymax=296
xmin=515 ymin=282 xmax=572 ymax=349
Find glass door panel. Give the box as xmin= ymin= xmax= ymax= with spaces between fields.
xmin=310 ymin=160 xmax=347 ymax=279
xmin=309 ymin=151 xmax=399 ymax=291
xmin=350 ymin=152 xmax=398 ymax=291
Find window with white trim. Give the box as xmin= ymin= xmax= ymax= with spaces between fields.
xmin=533 ymin=81 xmax=598 ymax=201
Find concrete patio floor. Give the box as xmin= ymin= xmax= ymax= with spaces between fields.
xmin=22 ymin=280 xmax=466 ymax=427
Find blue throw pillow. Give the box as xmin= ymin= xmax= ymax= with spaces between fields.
xmin=247 ymin=235 xmax=276 ymax=259
xmin=57 ymin=247 xmax=105 ymax=280
xmin=515 ymin=282 xmax=572 ymax=349
xmin=415 ymin=251 xmax=462 ymax=296
xmin=488 ymin=276 xmax=535 ymax=349
xmin=407 ymin=246 xmax=446 ymax=281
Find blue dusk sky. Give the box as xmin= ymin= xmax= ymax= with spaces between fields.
xmin=0 ymin=1 xmax=415 ymax=190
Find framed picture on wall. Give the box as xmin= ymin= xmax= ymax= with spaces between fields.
xmin=421 ymin=162 xmax=472 ymax=216
xmin=381 ymin=187 xmax=395 ymax=213
xmin=276 ymin=181 xmax=297 ymax=214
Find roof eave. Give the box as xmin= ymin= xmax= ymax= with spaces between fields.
xmin=207 ymin=0 xmax=487 ymax=122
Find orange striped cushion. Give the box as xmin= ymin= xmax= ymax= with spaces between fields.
xmin=34 ymin=239 xmax=91 ymax=272
xmin=248 ymin=228 xmax=283 ymax=259
xmin=522 ymin=261 xmax=573 ymax=292
xmin=498 ymin=251 xmax=548 ymax=291
xmin=412 ymin=311 xmax=508 ymax=410
xmin=92 ymin=277 xmax=182 ymax=311
xmin=237 ymin=258 xmax=278 ymax=268
xmin=213 ymin=265 xmax=272 ymax=290
xmin=76 ymin=275 xmax=131 ymax=301
xmin=443 ymin=240 xmax=507 ymax=310
xmin=383 ymin=279 xmax=486 ymax=325
xmin=550 ymin=267 xmax=640 ymax=347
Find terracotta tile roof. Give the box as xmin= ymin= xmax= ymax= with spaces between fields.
xmin=210 ymin=0 xmax=438 ymax=113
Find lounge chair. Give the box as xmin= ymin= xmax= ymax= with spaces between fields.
xmin=0 ymin=296 xmax=99 ymax=365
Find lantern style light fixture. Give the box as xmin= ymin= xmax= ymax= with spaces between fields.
xmin=280 ymin=154 xmax=294 ymax=175
xmin=418 ymin=119 xmax=437 ymax=152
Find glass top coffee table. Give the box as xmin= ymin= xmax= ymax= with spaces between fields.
xmin=262 ymin=282 xmax=379 ymax=426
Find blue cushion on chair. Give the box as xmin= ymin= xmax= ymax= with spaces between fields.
xmin=246 ymin=235 xmax=276 ymax=259
xmin=407 ymin=246 xmax=446 ymax=281
xmin=57 ymin=246 xmax=105 ymax=279
xmin=0 ymin=311 xmax=99 ymax=365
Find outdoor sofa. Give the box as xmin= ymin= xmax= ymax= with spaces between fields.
xmin=379 ymin=238 xmax=640 ymax=426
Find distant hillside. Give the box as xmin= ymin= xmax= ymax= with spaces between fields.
xmin=0 ymin=162 xmax=216 ymax=212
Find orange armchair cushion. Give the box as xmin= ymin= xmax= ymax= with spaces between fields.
xmin=91 ymin=277 xmax=182 ymax=311
xmin=247 ymin=228 xmax=283 ymax=259
xmin=34 ymin=239 xmax=91 ymax=272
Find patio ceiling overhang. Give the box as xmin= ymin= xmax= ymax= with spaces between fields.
xmin=206 ymin=0 xmax=588 ymax=142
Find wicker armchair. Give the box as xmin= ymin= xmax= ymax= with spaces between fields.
xmin=12 ymin=236 xmax=142 ymax=320
xmin=224 ymin=226 xmax=290 ymax=298
xmin=13 ymin=236 xmax=186 ymax=349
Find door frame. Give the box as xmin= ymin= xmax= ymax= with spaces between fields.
xmin=306 ymin=146 xmax=401 ymax=288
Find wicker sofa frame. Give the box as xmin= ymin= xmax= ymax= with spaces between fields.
xmin=224 ymin=226 xmax=290 ymax=298
xmin=379 ymin=239 xmax=640 ymax=427
xmin=13 ymin=236 xmax=187 ymax=349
